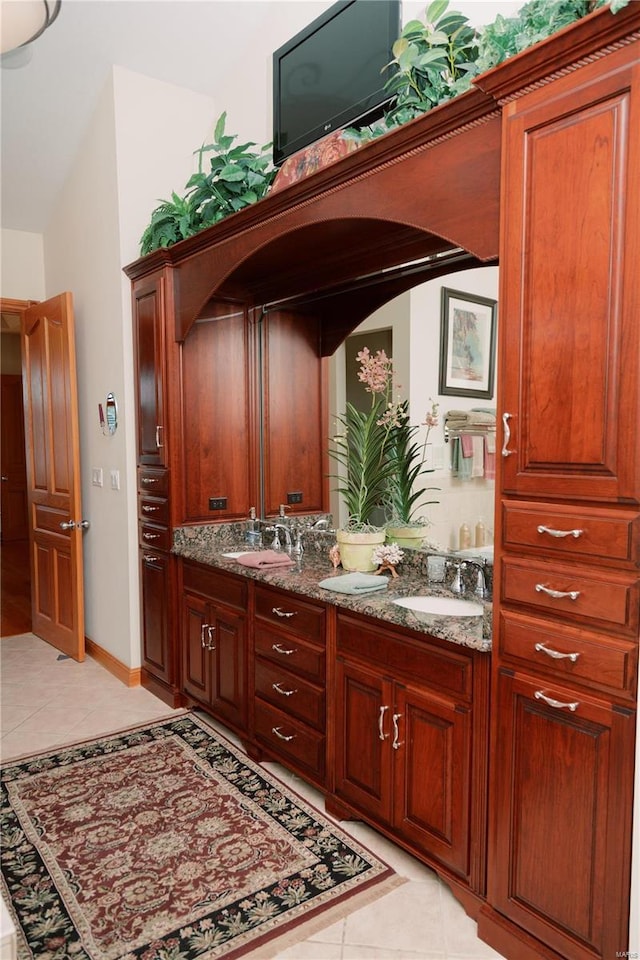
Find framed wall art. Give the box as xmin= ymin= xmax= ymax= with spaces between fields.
xmin=438 ymin=287 xmax=497 ymax=399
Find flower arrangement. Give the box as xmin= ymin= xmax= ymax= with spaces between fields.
xmin=329 ymin=348 xmax=400 ymax=529
xmin=330 ymin=348 xmax=440 ymax=532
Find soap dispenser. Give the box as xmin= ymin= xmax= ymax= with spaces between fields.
xmin=475 ymin=518 xmax=486 ymax=548
xmin=245 ymin=507 xmax=261 ymax=546
xmin=459 ymin=522 xmax=471 ymax=550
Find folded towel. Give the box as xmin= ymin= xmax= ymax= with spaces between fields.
xmin=318 ymin=573 xmax=389 ymax=595
xmin=236 ymin=550 xmax=294 ymax=569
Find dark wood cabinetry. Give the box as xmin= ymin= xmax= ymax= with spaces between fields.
xmin=478 ymin=30 xmax=640 ymax=960
xmin=251 ymin=584 xmax=327 ymax=786
xmin=332 ymin=613 xmax=488 ymax=893
xmin=181 ymin=560 xmax=248 ymax=734
xmin=126 ymin=9 xmax=640 ymax=956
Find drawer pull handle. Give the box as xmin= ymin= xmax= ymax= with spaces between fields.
xmin=534 ymin=642 xmax=580 ymax=663
xmin=501 ymin=412 xmax=513 ymax=457
xmin=272 ymin=682 xmax=297 ymax=697
xmin=535 ymin=690 xmax=579 ymax=712
xmin=392 ymin=712 xmax=404 ymax=750
xmin=272 ymin=606 xmax=297 ymax=619
xmin=143 ymin=532 xmax=160 ymax=540
xmin=141 ymin=477 xmax=159 ymax=484
xmin=535 ymin=583 xmax=580 ymax=601
xmin=378 ymin=705 xmax=389 ymax=741
xmin=142 ymin=505 xmax=160 ymax=512
xmin=272 ymin=726 xmax=295 ymax=742
xmin=143 ymin=554 xmax=160 ymax=563
xmin=537 ymin=524 xmax=583 ymax=539
xmin=272 ymin=643 xmax=297 ymax=656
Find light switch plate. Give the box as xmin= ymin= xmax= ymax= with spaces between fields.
xmin=110 ymin=469 xmax=120 ymax=491
xmin=91 ymin=468 xmax=103 ymax=487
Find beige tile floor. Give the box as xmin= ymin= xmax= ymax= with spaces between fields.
xmin=0 ymin=633 xmax=505 ymax=960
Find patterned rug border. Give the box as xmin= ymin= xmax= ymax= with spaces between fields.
xmin=1 ymin=711 xmax=406 ymax=960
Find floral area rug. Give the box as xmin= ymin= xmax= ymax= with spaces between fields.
xmin=1 ymin=713 xmax=403 ymax=960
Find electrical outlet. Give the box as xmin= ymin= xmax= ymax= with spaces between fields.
xmin=209 ymin=497 xmax=228 ymax=511
xmin=287 ymin=491 xmax=303 ymax=504
xmin=91 ymin=468 xmax=103 ymax=487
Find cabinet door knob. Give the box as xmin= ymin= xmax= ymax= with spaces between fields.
xmin=272 ymin=642 xmax=297 ymax=656
xmin=272 ymin=606 xmax=297 ymax=618
xmin=537 ymin=524 xmax=583 ymax=539
xmin=272 ymin=682 xmax=297 ymax=697
xmin=272 ymin=726 xmax=295 ymax=742
xmin=501 ymin=412 xmax=514 ymax=457
xmin=392 ymin=712 xmax=404 ymax=750
xmin=534 ymin=690 xmax=579 ymax=711
xmin=535 ymin=583 xmax=580 ymax=601
xmin=534 ymin=642 xmax=580 ymax=662
xmin=378 ymin=705 xmax=389 ymax=741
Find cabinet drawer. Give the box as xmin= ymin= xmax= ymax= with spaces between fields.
xmin=138 ymin=467 xmax=169 ymax=497
xmin=337 ymin=614 xmax=473 ymax=702
xmin=182 ymin=560 xmax=248 ymax=611
xmin=254 ymin=585 xmax=325 ymax=643
xmin=139 ymin=521 xmax=171 ymax=552
xmin=254 ymin=700 xmax=325 ymax=782
xmin=254 ymin=626 xmax=325 ymax=682
xmin=502 ymin=500 xmax=640 ymax=565
xmin=139 ymin=495 xmax=169 ymax=525
xmin=255 ymin=658 xmax=325 ymax=731
xmin=502 ymin=557 xmax=639 ymax=635
xmin=499 ymin=609 xmax=637 ymax=698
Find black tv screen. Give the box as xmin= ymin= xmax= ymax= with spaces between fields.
xmin=273 ymin=0 xmax=401 ymax=166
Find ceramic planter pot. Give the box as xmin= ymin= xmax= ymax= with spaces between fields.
xmin=385 ymin=524 xmax=429 ymax=550
xmin=336 ymin=528 xmax=386 ymax=572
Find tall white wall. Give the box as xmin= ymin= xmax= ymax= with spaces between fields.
xmin=0 ymin=229 xmax=45 ymax=300
xmin=43 ymin=69 xmax=216 ymax=669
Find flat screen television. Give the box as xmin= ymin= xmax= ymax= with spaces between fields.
xmin=272 ymin=0 xmax=401 ymax=167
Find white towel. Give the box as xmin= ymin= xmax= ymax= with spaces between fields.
xmin=472 ymin=435 xmax=484 ymax=477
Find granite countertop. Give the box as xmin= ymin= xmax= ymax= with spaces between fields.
xmin=173 ymin=524 xmax=492 ymax=653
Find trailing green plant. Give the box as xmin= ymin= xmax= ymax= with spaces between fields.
xmin=140 ymin=112 xmax=276 ymax=255
xmin=344 ymin=0 xmax=630 ymax=147
xmin=383 ymin=399 xmax=439 ymax=526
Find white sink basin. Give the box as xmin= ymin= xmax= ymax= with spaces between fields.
xmin=393 ymin=596 xmax=483 ymax=618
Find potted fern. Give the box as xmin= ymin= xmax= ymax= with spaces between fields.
xmin=384 ymin=399 xmax=440 ymax=549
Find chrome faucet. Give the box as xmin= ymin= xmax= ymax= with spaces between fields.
xmin=461 ymin=558 xmax=491 ymax=599
xmin=271 ymin=523 xmax=292 ymax=551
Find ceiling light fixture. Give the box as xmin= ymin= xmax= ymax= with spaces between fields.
xmin=0 ymin=0 xmax=61 ymax=56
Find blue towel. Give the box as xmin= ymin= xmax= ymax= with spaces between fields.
xmin=318 ymin=573 xmax=388 ymax=595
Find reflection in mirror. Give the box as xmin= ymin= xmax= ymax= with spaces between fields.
xmin=329 ymin=265 xmax=498 ymax=552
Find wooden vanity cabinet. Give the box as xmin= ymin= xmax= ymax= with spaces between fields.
xmin=133 ymin=269 xmax=180 ymax=705
xmin=180 ymin=559 xmax=248 ymax=735
xmin=251 ymin=583 xmax=327 ymax=786
xmin=481 ymin=34 xmax=640 ymax=960
xmin=332 ymin=612 xmax=489 ymax=894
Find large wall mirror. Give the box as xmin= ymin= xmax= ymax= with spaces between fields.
xmin=329 ymin=265 xmax=498 ymax=554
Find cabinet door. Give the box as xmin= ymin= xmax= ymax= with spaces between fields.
xmin=489 ymin=669 xmax=635 ymax=960
xmin=334 ymin=657 xmax=392 ymax=823
xmin=262 ymin=310 xmax=326 ymax=516
xmin=181 ymin=309 xmax=255 ymax=521
xmin=133 ymin=272 xmax=168 ymax=467
xmin=140 ymin=550 xmax=172 ymax=683
xmin=182 ymin=591 xmax=212 ymax=704
xmin=210 ymin=605 xmax=246 ymax=732
xmin=393 ymin=685 xmax=471 ymax=877
xmin=499 ymin=49 xmax=640 ymax=502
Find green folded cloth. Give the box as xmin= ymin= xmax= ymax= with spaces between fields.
xmin=318 ymin=573 xmax=389 ymax=595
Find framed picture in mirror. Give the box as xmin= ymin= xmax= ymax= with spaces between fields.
xmin=439 ymin=288 xmax=497 ymax=399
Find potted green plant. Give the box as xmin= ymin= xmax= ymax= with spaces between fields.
xmin=384 ymin=398 xmax=440 ymax=549
xmin=140 ymin=112 xmax=275 ymax=255
xmin=329 ymin=348 xmax=400 ymax=571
